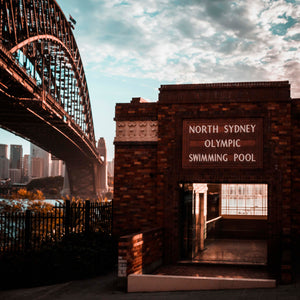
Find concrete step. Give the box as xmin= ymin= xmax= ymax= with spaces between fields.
xmin=128 ymin=273 xmax=276 ymax=292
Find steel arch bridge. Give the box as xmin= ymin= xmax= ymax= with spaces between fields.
xmin=0 ymin=0 xmax=104 ymax=197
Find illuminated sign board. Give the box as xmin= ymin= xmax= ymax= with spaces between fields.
xmin=182 ymin=118 xmax=263 ymax=169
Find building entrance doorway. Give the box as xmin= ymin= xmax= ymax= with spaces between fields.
xmin=180 ymin=183 xmax=268 ymax=265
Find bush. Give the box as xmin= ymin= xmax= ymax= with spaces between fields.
xmin=0 ymin=232 xmax=117 ymax=290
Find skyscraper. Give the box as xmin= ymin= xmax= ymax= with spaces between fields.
xmin=22 ymin=154 xmax=30 ymax=183
xmin=31 ymin=157 xmax=44 ymax=178
xmin=0 ymin=144 xmax=9 ymax=179
xmin=0 ymin=144 xmax=8 ymax=158
xmin=30 ymin=143 xmax=50 ymax=178
xmin=50 ymin=155 xmax=65 ymax=176
xmin=9 ymin=168 xmax=21 ymax=183
xmin=97 ymin=137 xmax=108 ymax=193
xmin=10 ymin=144 xmax=22 ymax=169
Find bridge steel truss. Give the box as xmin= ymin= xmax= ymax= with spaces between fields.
xmin=0 ymin=0 xmax=103 ymax=197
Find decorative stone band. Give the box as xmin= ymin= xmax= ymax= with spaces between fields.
xmin=115 ymin=121 xmax=158 ymax=142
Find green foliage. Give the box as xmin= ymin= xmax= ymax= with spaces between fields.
xmin=0 ymin=232 xmax=117 ymax=290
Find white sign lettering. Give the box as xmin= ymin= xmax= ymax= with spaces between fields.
xmin=183 ymin=119 xmax=263 ymax=169
xmin=204 ymin=139 xmax=241 ymax=148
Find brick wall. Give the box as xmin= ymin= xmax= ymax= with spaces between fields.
xmin=113 ymin=143 xmax=158 ymax=236
xmin=292 ymin=98 xmax=300 ymax=270
xmin=156 ymin=83 xmax=292 ymax=279
xmin=113 ymin=100 xmax=158 ymax=237
xmin=114 ymin=82 xmax=298 ymax=284
xmin=118 ymin=228 xmax=163 ymax=277
xmin=115 ymin=101 xmax=158 ymax=121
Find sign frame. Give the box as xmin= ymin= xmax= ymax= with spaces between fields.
xmin=182 ymin=118 xmax=263 ymax=169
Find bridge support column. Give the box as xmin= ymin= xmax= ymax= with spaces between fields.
xmin=63 ymin=160 xmax=101 ymax=199
xmin=61 ymin=168 xmax=71 ymax=197
xmin=97 ymin=138 xmax=108 ymax=195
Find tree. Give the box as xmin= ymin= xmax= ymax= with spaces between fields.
xmin=0 ymin=189 xmax=54 ymax=213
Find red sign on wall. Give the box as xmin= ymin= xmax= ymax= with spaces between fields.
xmin=182 ymin=118 xmax=263 ymax=169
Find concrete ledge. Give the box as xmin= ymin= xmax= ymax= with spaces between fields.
xmin=128 ymin=274 xmax=276 ymax=292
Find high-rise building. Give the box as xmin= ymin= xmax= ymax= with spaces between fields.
xmin=31 ymin=157 xmax=44 ymax=178
xmin=0 ymin=144 xmax=9 ymax=179
xmin=9 ymin=168 xmax=21 ymax=183
xmin=10 ymin=144 xmax=22 ymax=169
xmin=107 ymin=159 xmax=114 ymax=192
xmin=30 ymin=144 xmax=50 ymax=178
xmin=50 ymin=155 xmax=65 ymax=176
xmin=107 ymin=159 xmax=114 ymax=177
xmin=97 ymin=137 xmax=108 ymax=193
xmin=22 ymin=154 xmax=30 ymax=183
xmin=0 ymin=144 xmax=8 ymax=158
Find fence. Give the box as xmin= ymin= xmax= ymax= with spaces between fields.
xmin=0 ymin=200 xmax=112 ymax=254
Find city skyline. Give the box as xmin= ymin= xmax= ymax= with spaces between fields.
xmin=1 ymin=0 xmax=299 ymax=161
xmin=0 ymin=143 xmax=65 ymax=183
xmin=0 ymin=141 xmax=114 ymax=183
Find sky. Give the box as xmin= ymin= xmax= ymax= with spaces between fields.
xmin=1 ymin=0 xmax=299 ymax=161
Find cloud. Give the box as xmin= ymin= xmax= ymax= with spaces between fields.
xmin=283 ymin=61 xmax=300 ymax=97
xmin=61 ymin=0 xmax=300 ymax=97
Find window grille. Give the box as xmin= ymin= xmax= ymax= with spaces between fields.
xmin=221 ymin=184 xmax=267 ymax=216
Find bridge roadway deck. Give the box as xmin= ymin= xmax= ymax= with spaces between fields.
xmin=0 ymin=45 xmax=100 ymax=164
xmin=0 ymin=46 xmax=102 ymax=197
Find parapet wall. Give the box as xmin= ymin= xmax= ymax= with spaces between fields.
xmin=118 ymin=228 xmax=163 ymax=277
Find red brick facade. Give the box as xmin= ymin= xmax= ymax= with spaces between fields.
xmin=113 ymin=81 xmax=300 ymax=283
xmin=118 ymin=228 xmax=163 ymax=277
xmin=292 ymin=97 xmax=300 ymax=275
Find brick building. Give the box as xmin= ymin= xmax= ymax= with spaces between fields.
xmin=113 ymin=81 xmax=300 ymax=285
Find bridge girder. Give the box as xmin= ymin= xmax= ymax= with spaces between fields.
xmin=0 ymin=0 xmax=95 ymax=143
xmin=0 ymin=0 xmax=104 ymax=198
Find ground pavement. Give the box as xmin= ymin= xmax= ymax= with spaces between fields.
xmin=1 ymin=269 xmax=300 ymax=300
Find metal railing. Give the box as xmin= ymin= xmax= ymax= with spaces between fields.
xmin=0 ymin=200 xmax=112 ymax=254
